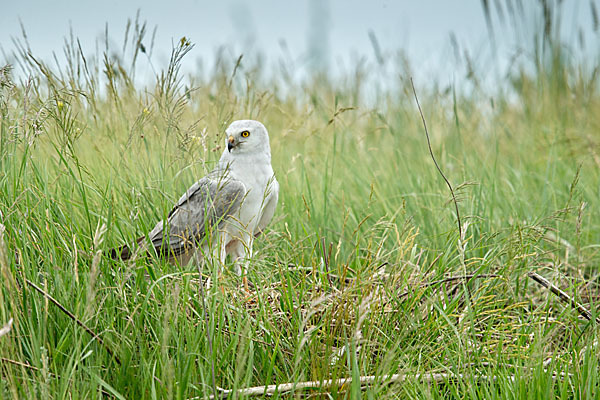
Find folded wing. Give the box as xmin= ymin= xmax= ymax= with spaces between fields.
xmin=148 ymin=174 xmax=246 ymax=259
xmin=110 ymin=173 xmax=246 ymax=261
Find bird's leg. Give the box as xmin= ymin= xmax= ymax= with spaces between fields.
xmin=228 ymin=236 xmax=253 ymax=293
xmin=232 ymin=257 xmax=243 ymax=277
xmin=226 ymin=239 xmax=250 ymax=296
xmin=228 ymin=240 xmax=244 ymax=277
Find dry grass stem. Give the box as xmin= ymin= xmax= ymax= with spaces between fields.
xmin=25 ymin=279 xmax=121 ymax=365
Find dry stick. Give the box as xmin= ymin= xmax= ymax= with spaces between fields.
xmin=410 ymin=78 xmax=462 ymax=240
xmin=527 ymin=272 xmax=599 ymax=323
xmin=1 ymin=357 xmax=41 ymax=372
xmin=397 ymin=274 xmax=500 ymax=300
xmin=208 ymin=372 xmax=507 ymax=399
xmin=24 ymin=279 xmax=121 ymax=365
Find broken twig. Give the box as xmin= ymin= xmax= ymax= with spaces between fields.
xmin=398 ymin=274 xmax=499 ymax=300
xmin=1 ymin=357 xmax=41 ymax=372
xmin=528 ymin=272 xmax=598 ymax=323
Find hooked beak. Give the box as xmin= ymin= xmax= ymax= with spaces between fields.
xmin=227 ymin=135 xmax=235 ymax=152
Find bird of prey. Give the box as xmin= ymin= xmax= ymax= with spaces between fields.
xmin=111 ymin=120 xmax=279 ymax=288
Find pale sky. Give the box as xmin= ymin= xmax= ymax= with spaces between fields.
xmin=1 ymin=1 xmax=597 ymax=90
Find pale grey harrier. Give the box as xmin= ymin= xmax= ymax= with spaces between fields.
xmin=111 ymin=120 xmax=279 ymax=288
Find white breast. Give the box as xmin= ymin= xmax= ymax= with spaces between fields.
xmin=226 ymin=158 xmax=275 ymax=237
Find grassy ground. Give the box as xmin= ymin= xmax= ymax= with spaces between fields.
xmin=1 ymin=12 xmax=600 ymax=399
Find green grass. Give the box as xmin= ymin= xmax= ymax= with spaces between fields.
xmin=1 ymin=8 xmax=600 ymax=399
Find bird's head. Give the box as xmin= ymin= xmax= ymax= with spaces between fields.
xmin=225 ymin=120 xmax=270 ymax=156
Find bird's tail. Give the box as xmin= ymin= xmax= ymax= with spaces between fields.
xmin=107 ymin=244 xmax=134 ymax=261
xmin=107 ymin=236 xmax=145 ymax=261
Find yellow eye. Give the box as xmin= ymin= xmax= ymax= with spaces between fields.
xmin=241 ymin=130 xmax=250 ymax=138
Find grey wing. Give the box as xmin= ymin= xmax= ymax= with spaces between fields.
xmin=255 ymin=177 xmax=279 ymax=237
xmin=148 ymin=175 xmax=246 ymax=259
